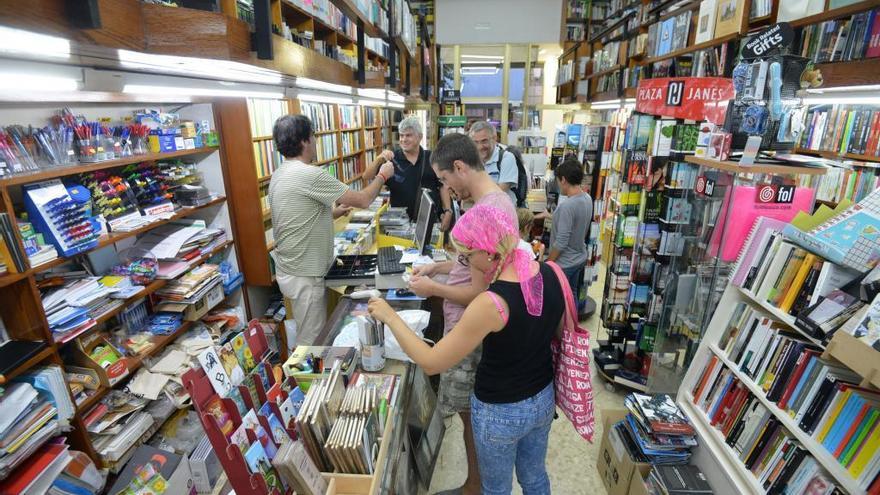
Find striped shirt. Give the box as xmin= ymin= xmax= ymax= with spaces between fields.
xmin=269 ymin=159 xmax=348 ymax=277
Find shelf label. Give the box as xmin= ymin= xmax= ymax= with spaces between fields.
xmin=636 ymin=77 xmax=734 ymax=124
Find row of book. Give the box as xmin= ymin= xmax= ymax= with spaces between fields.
xmin=253 ymin=139 xmax=283 ymax=180
xmin=339 ymin=105 xmax=361 ymax=130
xmin=315 ymin=134 xmax=338 ymax=162
xmin=340 ymin=156 xmax=363 ymax=183
xmin=300 ymin=102 xmax=338 ymax=133
xmin=248 ymin=99 xmax=288 ymax=138
xmin=800 ymin=105 xmax=880 ymax=157
xmin=691 ymin=355 xmax=848 ymax=493
xmin=798 ymin=8 xmax=880 ymax=64
xmin=592 ymin=42 xmax=621 ymax=74
xmin=340 ymin=131 xmax=361 ymax=156
xmin=645 ymin=11 xmax=692 ymax=59
xmin=802 ymin=162 xmax=880 ymax=205
xmin=365 ymin=129 xmax=376 ymax=149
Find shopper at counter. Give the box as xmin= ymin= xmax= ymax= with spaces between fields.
xmin=364 ymin=116 xmax=453 ymax=230
xmin=407 ymin=132 xmax=517 ymax=494
xmin=368 ymin=203 xmax=565 ymax=495
xmin=545 ymin=158 xmax=592 ymax=312
xmin=469 ymin=120 xmax=519 ymax=206
xmin=269 ymin=115 xmax=394 ymax=345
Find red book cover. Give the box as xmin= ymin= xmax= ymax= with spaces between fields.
xmin=722 ymin=386 xmax=751 ymax=436
xmin=0 ymin=443 xmax=66 ymax=494
xmin=778 ymin=350 xmax=818 ymax=410
xmin=866 ymin=10 xmax=880 ymax=58
xmin=834 ymin=403 xmax=871 ymax=458
xmin=712 ymin=382 xmax=740 ymax=426
xmin=718 ymin=382 xmax=746 ymax=430
xmin=868 ymin=112 xmax=880 ymax=156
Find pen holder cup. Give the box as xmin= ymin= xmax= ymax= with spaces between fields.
xmin=77 ymin=139 xmax=99 ymax=162
xmin=130 ymin=136 xmax=148 ymax=156
xmin=358 ymin=316 xmax=386 ymax=372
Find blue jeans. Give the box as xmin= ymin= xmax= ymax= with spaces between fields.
xmin=562 ymin=264 xmax=585 ymax=312
xmin=470 ymin=382 xmax=555 ymax=495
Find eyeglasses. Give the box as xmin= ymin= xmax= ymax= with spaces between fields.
xmin=457 ymin=253 xmax=470 ymax=267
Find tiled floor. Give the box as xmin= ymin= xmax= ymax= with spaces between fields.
xmin=429 ymin=266 xmax=627 ymax=495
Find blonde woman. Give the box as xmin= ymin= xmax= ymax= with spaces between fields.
xmin=368 ymin=204 xmax=565 ymax=495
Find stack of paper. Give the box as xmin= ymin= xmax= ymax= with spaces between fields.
xmin=155 ymin=264 xmax=221 ymax=303
xmin=85 ymin=390 xmax=155 ymax=463
xmin=41 ymin=277 xmax=120 ymax=342
xmin=27 ymin=245 xmax=58 ymax=267
xmin=0 ymin=367 xmax=72 ymax=479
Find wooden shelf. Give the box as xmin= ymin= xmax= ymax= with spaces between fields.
xmin=252 ymin=135 xmax=273 ymax=141
xmin=316 ymin=157 xmax=340 ymax=165
xmin=794 ymin=147 xmax=880 ymax=164
xmin=341 ymin=127 xmax=364 ymax=132
xmin=32 ymin=196 xmax=227 ymax=276
xmin=344 ymin=174 xmax=363 ymax=184
xmin=585 ymin=64 xmax=624 ymax=81
xmin=0 ymin=147 xmax=219 ymax=187
xmin=815 ymin=58 xmax=880 ymax=89
xmin=735 ymin=287 xmax=824 ymax=348
xmin=684 ymin=155 xmax=828 ymax=176
xmin=643 ymin=32 xmax=739 ymax=65
xmin=592 ymin=91 xmax=623 ymax=102
xmin=86 ymin=240 xmax=234 ymax=334
xmin=0 ymin=346 xmax=53 ymax=385
xmin=258 ymin=174 xmax=272 ymax=184
xmin=77 ymin=386 xmax=109 ymax=415
xmin=342 ymin=150 xmax=362 ymax=159
xmin=790 ymin=0 xmax=880 ymax=27
xmin=0 ymin=270 xmax=30 ymax=290
xmin=315 ymin=129 xmax=338 ymax=135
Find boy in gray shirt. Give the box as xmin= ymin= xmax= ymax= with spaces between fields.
xmin=547 ymin=158 xmax=593 ymax=309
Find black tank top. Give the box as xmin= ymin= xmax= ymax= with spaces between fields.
xmin=475 ymin=263 xmax=565 ymax=404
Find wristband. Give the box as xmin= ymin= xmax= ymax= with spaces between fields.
xmin=377 ymin=172 xmax=389 ymax=183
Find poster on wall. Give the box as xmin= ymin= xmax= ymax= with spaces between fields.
xmin=635 ymin=77 xmax=735 ymax=124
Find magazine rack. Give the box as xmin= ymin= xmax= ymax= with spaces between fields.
xmin=182 ymin=319 xmax=298 ymax=495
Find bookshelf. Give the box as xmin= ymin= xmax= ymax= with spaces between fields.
xmin=678 ymin=281 xmax=876 ymax=494
xmin=0 ymin=98 xmax=243 ymax=474
xmin=218 ymin=97 xmax=398 ymax=286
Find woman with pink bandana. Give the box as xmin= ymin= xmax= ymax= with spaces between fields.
xmin=368 ymin=204 xmax=565 ymax=495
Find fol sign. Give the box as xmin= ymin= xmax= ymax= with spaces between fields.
xmin=741 ymin=23 xmax=794 ymax=59
xmin=636 ymin=77 xmax=735 ymax=124
xmin=756 ymin=184 xmax=796 ymax=204
xmin=695 ymin=175 xmax=716 ymax=196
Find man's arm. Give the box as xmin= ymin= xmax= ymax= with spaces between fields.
xmin=410 ymin=264 xmax=488 ymax=306
xmin=364 ymin=150 xmax=394 ymax=180
xmin=498 ymin=151 xmax=518 ymax=192
xmin=547 ymin=206 xmax=573 ymax=262
xmin=338 ymin=160 xmax=394 ymax=208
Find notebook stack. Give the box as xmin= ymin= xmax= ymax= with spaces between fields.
xmin=621 ymin=393 xmax=696 ymax=465
xmin=41 ymin=277 xmax=119 ymax=342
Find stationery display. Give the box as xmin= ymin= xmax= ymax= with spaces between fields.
xmin=23 ymin=180 xmax=100 ymax=258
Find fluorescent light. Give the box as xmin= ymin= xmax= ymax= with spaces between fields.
xmin=358 ymin=97 xmax=387 ymax=107
xmin=388 ymin=102 xmax=405 ymax=109
xmin=801 ymin=96 xmax=880 ymax=105
xmin=461 ymin=59 xmax=502 ymax=65
xmin=0 ymin=74 xmax=78 ymax=91
xmin=461 ymin=54 xmax=504 ymax=60
xmin=0 ymin=27 xmax=70 ymax=59
xmin=295 ymin=77 xmax=353 ymax=95
xmin=118 ymin=50 xmax=282 ymax=84
xmin=804 ymin=84 xmax=880 ymax=94
xmin=123 ymin=84 xmax=283 ymax=99
xmin=590 ymin=100 xmax=623 ymax=110
xmin=298 ymin=92 xmax=355 ymax=105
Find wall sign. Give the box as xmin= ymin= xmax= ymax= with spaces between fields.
xmin=741 ymin=23 xmax=794 ymax=59
xmin=636 ymin=77 xmax=735 ymax=124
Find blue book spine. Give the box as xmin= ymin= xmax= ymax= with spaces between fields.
xmin=787 ymin=356 xmax=818 ymax=413
xmin=709 ymin=375 xmax=735 ymax=420
xmin=823 ymin=394 xmax=864 ymax=452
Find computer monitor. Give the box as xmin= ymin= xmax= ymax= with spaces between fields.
xmin=413 ymin=188 xmax=435 ymax=255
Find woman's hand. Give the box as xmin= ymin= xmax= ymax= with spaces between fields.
xmin=411 ymin=263 xmax=436 ymax=277
xmin=367 ymin=297 xmax=397 ymax=324
xmin=408 ymin=274 xmax=437 ymax=297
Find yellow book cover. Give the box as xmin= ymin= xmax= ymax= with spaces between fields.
xmin=847 ymin=417 xmax=880 ymax=478
xmin=713 ymin=0 xmax=745 ymax=38
xmin=0 ymin=236 xmax=18 ymax=275
xmin=817 ymin=389 xmax=852 ymax=443
xmin=779 ymin=253 xmax=816 ymax=312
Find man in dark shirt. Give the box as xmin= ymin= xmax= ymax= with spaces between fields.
xmin=365 ymin=116 xmax=452 ymax=230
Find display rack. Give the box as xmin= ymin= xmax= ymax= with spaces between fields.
xmin=0 ymin=97 xmax=243 ymax=472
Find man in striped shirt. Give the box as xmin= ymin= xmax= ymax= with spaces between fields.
xmin=269 ymin=115 xmax=394 ymax=345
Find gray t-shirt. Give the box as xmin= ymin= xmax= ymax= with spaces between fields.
xmin=550 ymin=192 xmax=593 ymax=269
xmin=269 ymin=159 xmax=348 ymax=277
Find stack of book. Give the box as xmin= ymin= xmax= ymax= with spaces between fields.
xmin=155 ymin=263 xmax=222 ymax=303
xmin=85 ymin=390 xmax=154 ymax=464
xmin=41 ymin=277 xmax=118 ymax=342
xmin=646 ymin=464 xmax=713 ymax=495
xmin=798 ymin=9 xmax=880 ymax=64
xmin=0 ymin=365 xmax=73 ymax=479
xmin=621 ymin=393 xmax=696 ymax=465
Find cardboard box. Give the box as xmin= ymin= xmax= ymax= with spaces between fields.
xmin=628 ymin=464 xmax=652 ymax=495
xmin=108 ymin=444 xmax=196 ymax=495
xmin=597 ymin=409 xmax=652 ymax=495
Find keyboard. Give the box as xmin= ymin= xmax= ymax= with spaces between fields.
xmin=377 ymin=246 xmax=405 ymax=275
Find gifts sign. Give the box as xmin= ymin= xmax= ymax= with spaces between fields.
xmin=636 ymin=77 xmax=735 ymax=124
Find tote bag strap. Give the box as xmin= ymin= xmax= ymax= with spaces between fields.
xmin=546 ymin=261 xmax=579 ymax=331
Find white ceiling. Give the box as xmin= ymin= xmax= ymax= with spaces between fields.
xmin=435 ymin=0 xmax=565 ymax=45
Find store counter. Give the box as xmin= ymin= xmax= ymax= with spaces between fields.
xmin=314 ymin=296 xmax=445 ymax=495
